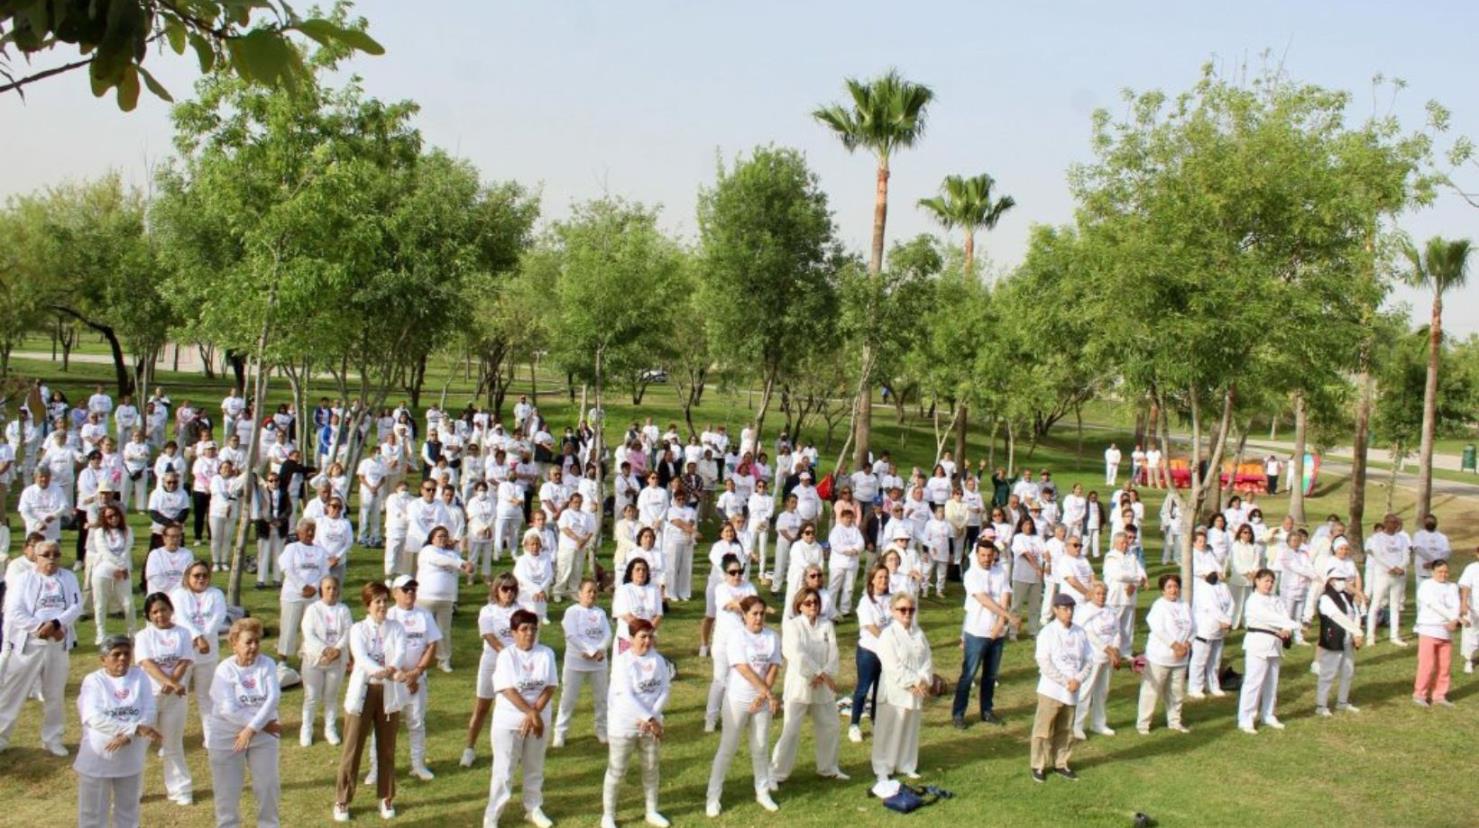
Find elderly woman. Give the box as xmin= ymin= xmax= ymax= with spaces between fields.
xmin=301 ymin=575 xmax=353 ymax=747
xmin=1073 ymin=581 xmax=1122 ymax=739
xmin=335 ymin=581 xmax=407 ymax=822
xmin=601 ymin=618 xmax=671 ymax=828
xmin=416 ymin=524 xmax=473 ymax=673
xmin=135 ymin=592 xmax=196 ymax=806
xmin=0 ymin=539 xmax=81 ymax=755
xmin=1314 ymin=569 xmax=1365 ymax=716
xmin=483 ymin=609 xmax=559 ymax=828
xmin=169 ymin=560 xmax=226 ymax=738
xmin=75 ymin=635 xmax=162 ymax=828
xmin=781 ymin=523 xmax=823 ymax=620
xmin=771 ymin=587 xmax=847 ymax=785
xmin=1136 ymin=574 xmax=1193 ymax=735
xmin=1228 ymin=522 xmax=1263 ymax=628
xmin=872 ymin=591 xmax=933 ymax=787
xmin=1032 ymin=593 xmax=1093 ymax=782
xmin=706 ymin=595 xmax=782 ymax=818
xmin=208 ymin=617 xmax=282 ymax=828
xmin=1188 ymin=570 xmax=1234 ymax=699
xmin=1237 ymin=568 xmax=1300 ymax=734
xmin=88 ymin=503 xmax=136 ymax=644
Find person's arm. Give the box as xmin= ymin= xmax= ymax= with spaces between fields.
xmin=1317 ymin=595 xmax=1365 ymax=639
xmin=1419 ymin=586 xmax=1460 ymax=624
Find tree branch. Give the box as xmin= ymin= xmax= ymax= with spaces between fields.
xmin=0 ymin=55 xmax=96 ymax=97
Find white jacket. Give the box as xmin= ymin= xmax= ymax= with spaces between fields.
xmin=343 ymin=618 xmax=408 ymax=715
xmin=780 ymin=614 xmax=839 ymax=704
xmin=875 ymin=621 xmax=933 ymax=711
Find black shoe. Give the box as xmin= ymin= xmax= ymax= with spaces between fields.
xmin=1054 ymin=768 xmax=1079 ymax=781
xmin=952 ymin=716 xmax=968 ymax=730
xmin=1031 ymin=770 xmax=1046 ymax=783
xmin=981 ymin=711 xmax=1004 ymax=726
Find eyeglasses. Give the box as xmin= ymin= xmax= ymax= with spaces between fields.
xmin=399 ymin=586 xmax=418 ymax=592
xmin=36 ymin=552 xmax=61 ymax=560
xmin=726 ymin=569 xmax=743 ymax=576
xmin=894 ymin=607 xmax=916 ymax=615
xmin=801 ymin=599 xmax=819 ymax=607
xmin=807 ymin=573 xmax=823 ymax=579
xmin=329 ymin=503 xmax=343 ymax=509
xmin=190 ymin=573 xmax=210 ymax=579
xmin=802 ymin=530 xmax=815 ymax=535
xmin=497 ymin=586 xmax=516 ymax=592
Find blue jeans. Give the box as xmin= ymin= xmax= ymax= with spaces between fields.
xmin=851 ymin=647 xmax=882 ymax=726
xmin=952 ymin=632 xmax=1006 ymax=718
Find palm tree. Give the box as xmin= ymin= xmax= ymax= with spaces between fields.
xmin=814 ymin=69 xmax=934 ymax=466
xmin=917 ymin=173 xmax=1016 ymax=276
xmin=1403 ymin=235 xmax=1473 ymax=518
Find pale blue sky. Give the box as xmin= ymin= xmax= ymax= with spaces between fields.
xmin=4 ymin=1 xmax=1477 ymax=330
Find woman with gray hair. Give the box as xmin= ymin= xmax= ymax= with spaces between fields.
xmin=0 ymin=538 xmax=82 ymax=755
xmin=872 ymin=591 xmax=933 ymax=788
xmin=75 ymin=635 xmax=162 ymax=827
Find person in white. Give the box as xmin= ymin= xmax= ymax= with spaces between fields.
xmin=1228 ymin=523 xmax=1263 ymax=628
xmin=1104 ymin=443 xmax=1121 ymax=485
xmin=121 ymin=429 xmax=152 ymax=513
xmin=483 ymin=608 xmax=559 ymax=828
xmin=770 ymin=586 xmax=847 ymax=785
xmin=952 ymin=541 xmax=1017 ymax=728
xmin=746 ymin=479 xmax=775 ymax=584
xmin=1460 ymin=557 xmax=1479 ymax=675
xmin=1158 ymin=496 xmax=1181 ymax=565
xmin=871 ymin=591 xmax=932 ymax=789
xmin=661 ymin=494 xmax=697 ymax=602
xmin=1411 ymin=514 xmax=1450 ymax=590
xmin=18 ymin=466 xmax=67 ymax=543
xmin=1313 ymin=574 xmax=1365 ymax=716
xmin=1276 ymin=529 xmax=1316 ymax=645
xmin=135 ymin=591 xmax=196 ymax=806
xmin=600 ymin=618 xmax=672 ymax=828
xmin=705 ymin=594 xmax=782 ymax=818
xmin=300 ymin=576 xmax=352 ymax=747
xmin=515 ymin=529 xmax=555 ymax=623
xmin=553 ymin=578 xmax=612 ymax=748
xmin=1009 ymin=517 xmax=1046 ymax=639
xmin=378 ymin=575 xmax=442 ymax=782
xmin=1366 ymin=513 xmax=1411 ymax=646
xmin=1136 ymin=574 xmax=1192 ymax=735
xmin=334 ymin=581 xmax=409 ymax=822
xmin=704 ymin=554 xmax=759 ymax=731
xmin=1102 ymin=531 xmax=1147 ymax=648
xmin=770 ymin=494 xmax=801 ymax=596
xmin=74 ymin=636 xmax=163 ymax=828
xmin=1188 ymin=571 xmax=1233 ymax=699
xmin=1073 ymin=582 xmax=1123 ymax=739
xmin=355 ymin=451 xmax=387 ymax=547
xmin=553 ymin=492 xmax=594 ymax=603
xmin=1412 ymin=559 xmax=1463 ymax=707
xmin=88 ymin=503 xmax=136 ymax=644
xmin=416 ymin=525 xmax=472 ymax=672
xmin=171 ymin=560 xmax=227 ymax=737
xmin=207 ymin=618 xmax=282 ymax=828
xmin=781 ymin=523 xmax=823 ymax=620
xmin=826 ymin=509 xmax=864 ymax=616
xmin=1144 ymin=446 xmax=1164 ymax=489
xmin=1237 ymin=569 xmax=1300 ymax=733
xmin=404 ymin=479 xmax=453 ymax=559
xmin=922 ymin=503 xmax=952 ymax=599
xmin=1031 ymin=592 xmax=1093 ymax=781
xmin=466 ymin=480 xmax=497 ymax=580
xmin=277 ymin=519 xmax=329 ymax=666
xmin=208 ymin=461 xmax=247 ymax=572
xmin=381 ymin=479 xmax=413 ymax=577
xmin=0 ymin=539 xmax=81 ymax=755
xmin=460 ymin=573 xmax=521 ymax=768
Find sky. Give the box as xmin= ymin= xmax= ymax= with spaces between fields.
xmin=4 ymin=1 xmax=1478 ymax=331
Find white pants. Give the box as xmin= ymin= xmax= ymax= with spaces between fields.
xmin=156 ymin=690 xmax=193 ymax=800
xmin=555 ymin=665 xmax=608 ymax=741
xmin=750 ymin=529 xmax=769 ymax=581
xmin=77 ymin=772 xmax=143 ymax=828
xmin=421 ymin=599 xmax=455 ymax=670
xmin=828 ymin=565 xmax=857 ymax=616
xmin=1039 ymin=584 xmax=1061 ymax=627
xmin=359 ymin=491 xmax=383 ymax=543
xmin=188 ymin=657 xmax=218 ymax=740
xmin=256 ymin=531 xmax=283 ymax=584
xmin=1105 ymin=463 xmax=1117 ymax=485
xmin=1135 ymin=662 xmax=1186 ymax=730
xmin=1073 ymin=660 xmax=1112 ymax=734
xmin=126 ymin=473 xmax=150 ymax=513
xmin=553 ymin=545 xmax=582 ymax=601
xmin=469 ymin=540 xmax=494 ymax=578
xmin=928 ymin=559 xmax=949 ymax=596
xmin=870 ymin=702 xmax=920 ymax=780
xmin=383 ymin=535 xmax=410 ymax=578
xmin=1238 ymin=654 xmax=1281 ymax=728
xmin=484 ymin=722 xmax=549 ymax=825
xmin=277 ymin=600 xmax=308 ymax=658
xmin=1188 ymin=638 xmax=1224 ymax=694
xmin=91 ymin=570 xmax=135 ymax=643
xmin=1367 ymin=570 xmax=1406 ymax=641
xmin=705 ymin=642 xmax=731 ymax=725
xmin=210 ymin=515 xmax=235 ymax=567
xmin=770 ymin=538 xmax=792 ymax=595
xmin=665 ymin=538 xmax=694 ymax=601
xmin=492 ymin=516 xmax=522 ymax=564
xmin=771 ymin=698 xmax=841 ymax=779
xmin=301 ymin=658 xmax=347 ymax=740
xmin=1087 ymin=528 xmax=1101 ymax=558
xmin=0 ymin=637 xmax=67 ymax=747
xmin=1315 ymin=644 xmax=1355 ymax=708
xmin=1231 ymin=585 xmax=1252 ymax=628
xmin=706 ymin=697 xmax=773 ymax=803
xmin=208 ymin=735 xmax=280 ymax=828
xmin=1114 ymin=604 xmax=1137 ymax=648
xmin=1462 ymin=622 xmax=1479 ymax=663
xmin=603 ymin=733 xmax=660 ymax=819
xmin=1280 ymin=594 xmax=1308 ymax=643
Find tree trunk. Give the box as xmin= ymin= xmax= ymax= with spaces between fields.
xmin=953 ymin=403 xmax=969 ymax=468
xmin=987 ymin=417 xmax=998 ymax=470
xmin=853 ymin=351 xmax=873 ymax=469
xmin=1415 ymin=295 xmax=1442 ymax=519
xmin=199 ymin=343 xmax=217 ymax=379
xmin=1288 ymin=390 xmax=1308 ymax=525
xmin=1168 ymin=385 xmax=1235 ymax=601
xmin=1006 ymin=419 xmax=1015 ymax=477
xmin=568 ymin=372 xmax=577 ymax=404
xmin=53 ymin=307 xmax=131 ymax=395
xmin=225 ymin=350 xmax=247 ymax=391
xmin=1075 ymin=404 xmax=1083 ymax=458
xmin=962 ymin=231 xmax=976 ymax=277
xmin=579 ymin=384 xmax=588 ymax=424
xmin=753 ymin=366 xmax=778 ymax=445
xmin=407 ymin=352 xmax=428 ymax=409
xmin=1385 ymin=440 xmax=1402 ymax=515
xmin=1348 ymin=362 xmax=1374 ymax=550
xmin=529 ymin=358 xmax=539 ymax=406
xmin=227 ymin=281 xmax=277 ymax=608
xmin=853 ymin=158 xmax=891 ymax=470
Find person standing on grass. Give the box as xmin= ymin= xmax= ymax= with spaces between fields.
xmin=553 ymin=578 xmax=612 ymax=749
xmin=1031 ymin=593 xmax=1092 ymax=783
xmin=705 ymin=595 xmax=782 ymax=818
xmin=1188 ymin=570 xmax=1233 ymax=700
xmin=871 ymin=592 xmax=933 ymax=789
xmin=335 ymin=581 xmax=407 ymax=823
xmin=1237 ymin=569 xmax=1299 ymax=734
xmin=601 ymin=618 xmax=672 ymax=828
xmin=74 ymin=635 xmax=162 ymax=828
xmin=770 ymin=586 xmax=848 ymax=785
xmin=208 ymin=618 xmax=282 ymax=828
xmin=300 ymin=575 xmax=352 ymax=748
xmin=483 ymin=609 xmax=558 ymax=828
xmin=1314 ymin=573 xmax=1365 ymax=717
xmin=0 ymin=539 xmax=81 ymax=756
xmin=171 ymin=560 xmax=227 ymax=737
xmin=1413 ymin=560 xmax=1464 ymax=708
xmin=134 ymin=592 xmax=195 ymax=807
xmin=1136 ymin=573 xmax=1192 ymax=735
xmin=1009 ymin=516 xmax=1045 ymax=639
xmin=461 ymin=573 xmax=520 ymax=768
xmin=1460 ymin=553 xmax=1479 ymax=674
xmin=1074 ymin=581 xmax=1123 ymax=739
xmin=952 ymin=540 xmax=1017 ymax=729
xmin=373 ymin=575 xmax=441 ymax=783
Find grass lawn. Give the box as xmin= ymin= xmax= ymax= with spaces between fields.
xmin=1 ymin=356 xmax=1476 ymax=827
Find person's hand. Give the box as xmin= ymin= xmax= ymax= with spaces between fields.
xmin=103 ymin=732 xmax=131 ymax=753
xmin=535 ymin=592 xmax=547 ymax=602
xmin=1353 ymin=634 xmax=1365 ymax=649
xmin=461 ymin=561 xmax=475 ymax=575
xmin=113 ymin=568 xmax=127 ymax=581
xmin=137 ymin=725 xmax=163 ymax=745
xmin=768 ymin=694 xmax=781 ymax=715
xmin=1445 ymin=619 xmax=1460 ymax=632
xmin=1066 ymin=678 xmax=1081 ymax=693
xmin=263 ymin=720 xmax=283 ymax=737
xmin=911 ymin=681 xmax=930 ymax=698
xmin=591 ymin=650 xmax=605 ymax=662
xmin=530 ymin=713 xmax=545 ymax=740
xmin=233 ymin=726 xmax=256 ymax=752
xmin=194 ymin=636 xmax=210 ymax=654
xmin=163 ymin=679 xmax=184 ymax=696
xmin=810 ymin=674 xmax=826 ymax=688
xmin=1220 ymin=622 xmax=1231 ymax=632
xmin=647 ymin=719 xmax=664 ymax=741
xmin=749 ymin=694 xmax=765 ymax=714
xmin=323 ymin=646 xmax=341 ymax=663
xmin=300 ymin=585 xmax=316 ymax=599
xmin=1277 ymin=629 xmax=1291 ymax=641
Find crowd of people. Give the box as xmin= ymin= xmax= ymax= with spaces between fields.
xmin=0 ymin=383 xmax=1475 ymax=827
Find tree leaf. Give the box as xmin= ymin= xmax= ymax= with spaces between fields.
xmin=164 ymin=17 xmax=187 ymax=55
xmin=293 ymin=19 xmax=386 ymax=56
xmin=117 ymin=63 xmax=140 ymax=112
xmin=225 ymin=29 xmax=301 ymax=90
xmin=188 ymin=32 xmax=216 ymax=73
xmin=137 ymin=64 xmax=174 ymax=103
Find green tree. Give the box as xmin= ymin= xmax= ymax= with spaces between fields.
xmin=814 ymin=69 xmax=934 ymax=467
xmin=1403 ymin=235 xmax=1474 ymax=518
xmin=916 ymin=173 xmax=1015 ymax=276
xmin=0 ymin=0 xmax=383 ymax=108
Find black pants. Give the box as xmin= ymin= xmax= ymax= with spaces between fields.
xmin=75 ymin=510 xmax=90 ymax=563
xmin=192 ymin=491 xmax=212 ymax=541
xmin=1267 ymin=474 xmax=1278 ymax=495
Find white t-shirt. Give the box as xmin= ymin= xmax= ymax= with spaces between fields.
xmin=561 ymin=604 xmax=612 ymax=672
xmin=962 ymin=564 xmax=1012 ymax=639
xmin=724 ymin=627 xmax=781 ymax=706
xmin=74 ymin=668 xmax=155 ymax=778
xmin=389 ymin=605 xmax=443 ymax=668
xmin=478 ymin=602 xmax=518 ymax=654
xmin=133 ymin=623 xmax=194 ymax=694
xmin=491 ymin=644 xmax=559 ymax=729
xmin=608 ymin=649 xmax=670 ymax=737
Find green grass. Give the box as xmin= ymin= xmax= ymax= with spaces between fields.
xmin=2 ymin=356 xmax=1477 ymax=827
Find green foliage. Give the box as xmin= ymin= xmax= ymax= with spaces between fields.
xmin=1403 ymin=235 xmax=1473 ymax=298
xmin=812 ymin=68 xmax=935 ymax=163
xmin=1374 ymin=326 xmax=1478 ymax=450
xmin=917 ymin=172 xmax=1015 ymax=272
xmin=0 ymin=0 xmax=385 ymax=110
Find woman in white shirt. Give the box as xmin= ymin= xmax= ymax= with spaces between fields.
xmin=465 ymin=480 xmax=497 ymax=581
xmin=613 ymin=558 xmax=664 ymax=652
xmin=705 ymin=595 xmax=782 ymax=818
xmin=208 ymin=618 xmax=282 ymax=828
xmin=417 ymin=525 xmax=473 ymax=672
xmin=659 ymin=496 xmax=696 ymax=603
xmin=1206 ymin=513 xmax=1232 ymax=571
xmin=704 ymin=554 xmax=759 ymax=731
xmin=553 ymin=578 xmax=613 ymax=748
xmin=74 ymin=636 xmax=162 ymax=828
xmin=208 ymin=461 xmax=247 ymax=572
xmin=1073 ymin=582 xmax=1122 ymax=739
xmin=145 ymin=524 xmax=194 ymax=597
xmin=1188 ymin=572 xmax=1234 ymax=699
xmin=771 ymin=587 xmax=847 ymax=784
xmin=872 ymin=592 xmax=933 ymax=786
xmin=612 ymin=503 xmax=640 ymax=576
xmin=122 ymin=430 xmax=152 ymax=512
xmin=484 ymin=609 xmax=559 ymax=828
xmin=300 ymin=576 xmax=353 ymax=747
xmin=1010 ymin=517 xmax=1046 ymax=639
xmin=317 ymin=496 xmax=355 ymax=585
xmin=781 ymin=523 xmax=823 ymax=619
xmin=849 ymin=565 xmax=893 ymax=743
xmin=170 ymin=560 xmax=227 ymax=736
xmin=1136 ymin=574 xmax=1193 ymax=734
xmin=1413 ymin=559 xmax=1463 ymax=707
xmin=701 ymin=522 xmax=747 ymax=657
xmin=1228 ymin=523 xmax=1263 ymax=628
xmin=746 ymin=479 xmax=775 ymax=582
xmin=514 ymin=529 xmax=555 ymax=623
xmin=335 ymin=581 xmax=408 ymax=821
xmin=601 ymin=618 xmax=671 ymax=828
xmin=134 ymin=592 xmax=195 ymax=806
xmin=88 ymin=504 xmax=135 ymax=644
xmin=1314 ymin=575 xmax=1365 ymax=716
xmin=460 ymin=573 xmax=520 ymax=768
xmin=553 ymin=492 xmax=593 ymax=603
xmin=1238 ymin=569 xmax=1300 ymax=733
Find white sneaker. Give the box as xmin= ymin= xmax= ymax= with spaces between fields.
xmin=526 ymin=807 xmax=554 ymax=828
xmin=300 ymin=730 xmax=312 ymax=748
xmin=1092 ymin=726 xmax=1116 ymax=736
xmin=1239 ymin=725 xmax=1258 ymax=735
xmin=1314 ymin=706 xmax=1332 ymax=718
xmin=379 ymin=799 xmax=395 ymax=820
xmin=364 ymin=769 xmax=376 ymax=786
xmin=703 ymin=719 xmax=716 ymax=734
xmin=1187 ymin=692 xmax=1207 ymax=701
xmin=755 ymin=792 xmax=779 ymax=812
xmin=43 ymin=742 xmax=68 ymax=757
xmin=460 ymin=747 xmax=477 ymax=767
xmin=333 ymin=804 xmax=351 ymax=823
xmin=170 ymin=794 xmax=193 ymax=806
xmin=1434 ymin=698 xmax=1456 ymax=708
xmin=705 ymin=800 xmax=721 ymax=818
xmin=644 ymin=811 xmax=670 ymax=828
xmin=1390 ymin=638 xmax=1409 ymax=648
xmin=1413 ymin=696 xmax=1430 ymax=708
xmin=600 ymin=817 xmax=618 ymax=828
xmin=848 ymin=725 xmax=863 ymax=743
xmin=1073 ymin=729 xmax=1088 ymax=740
xmin=410 ymin=764 xmax=434 ymax=781
xmin=698 ymin=645 xmax=709 ymax=658
xmin=552 ymin=733 xmax=566 ymax=748
xmin=1209 ymin=689 xmax=1228 ymax=698
xmin=326 ymin=728 xmax=342 ymax=746
xmin=903 ymin=771 xmax=921 ymax=780
xmin=1337 ymin=703 xmax=1360 ymax=714
xmin=1465 ymin=661 xmax=1475 ymax=674
xmin=822 ymin=769 xmax=850 ymax=781
xmin=1262 ymin=717 xmax=1285 ymax=730
xmin=1168 ymin=723 xmax=1190 ymax=734
xmin=438 ymin=663 xmax=453 ymax=674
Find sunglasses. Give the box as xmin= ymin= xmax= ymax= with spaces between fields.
xmin=399 ymin=586 xmax=418 ymax=592
xmin=807 ymin=573 xmax=823 ymax=579
xmin=726 ymin=569 xmax=743 ymax=576
xmin=498 ymin=586 xmax=516 ymax=592
xmin=190 ymin=573 xmax=210 ymax=579
xmin=801 ymin=599 xmax=819 ymax=607
xmin=895 ymin=607 xmax=916 ymax=615
xmin=37 ymin=552 xmax=61 ymax=560
xmin=803 ymin=530 xmax=816 ymax=535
